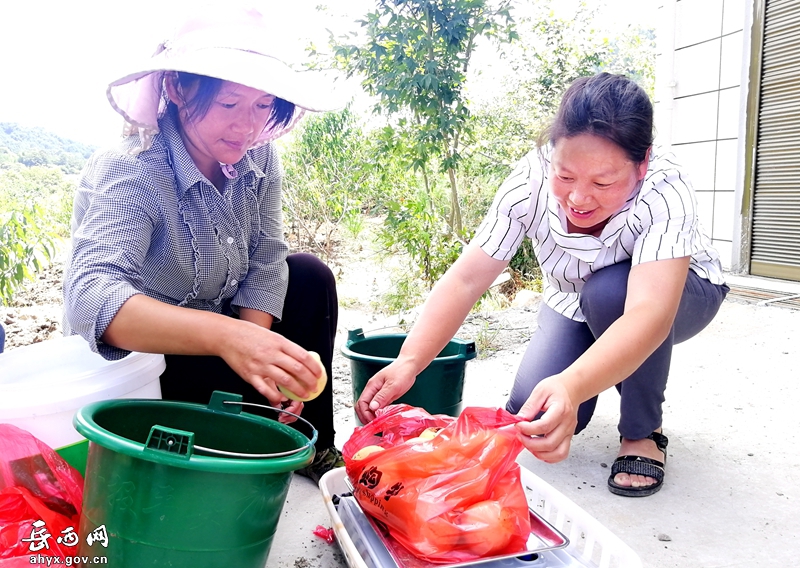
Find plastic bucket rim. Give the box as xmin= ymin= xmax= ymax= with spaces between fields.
xmin=0 ymin=337 xmax=166 ymax=415
xmin=74 ymin=398 xmax=315 ymax=474
xmin=341 ymin=333 xmax=477 ymax=363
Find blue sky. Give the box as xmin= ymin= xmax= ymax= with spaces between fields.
xmin=0 ymin=0 xmax=657 ymax=147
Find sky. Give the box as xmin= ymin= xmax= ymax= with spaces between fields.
xmin=0 ymin=0 xmax=658 ymax=147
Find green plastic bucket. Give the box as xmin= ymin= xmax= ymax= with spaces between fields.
xmin=73 ymin=391 xmax=316 ymax=567
xmin=342 ymin=328 xmax=477 ymax=419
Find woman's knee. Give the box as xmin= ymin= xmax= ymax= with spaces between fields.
xmin=287 ymin=252 xmax=336 ymax=290
xmin=580 ymin=261 xmax=631 ymax=332
xmin=283 ymin=253 xmax=338 ymax=327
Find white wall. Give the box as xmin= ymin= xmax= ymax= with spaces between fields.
xmin=654 ymin=0 xmax=751 ymax=270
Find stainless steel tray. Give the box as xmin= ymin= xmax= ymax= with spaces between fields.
xmin=338 ymin=492 xmax=569 ymax=568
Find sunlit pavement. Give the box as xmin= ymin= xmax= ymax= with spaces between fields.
xmin=267 ymin=291 xmax=800 ymax=568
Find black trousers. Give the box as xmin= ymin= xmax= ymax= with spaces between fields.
xmin=159 ymin=253 xmax=338 ymax=449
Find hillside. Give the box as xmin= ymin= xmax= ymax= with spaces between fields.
xmin=0 ymin=122 xmax=95 ymax=175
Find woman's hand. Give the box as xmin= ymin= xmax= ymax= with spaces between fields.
xmin=102 ymin=296 xmax=321 ymax=423
xmin=219 ymin=321 xmax=324 ymax=414
xmin=514 ymin=375 xmax=579 ymax=463
xmin=514 ymin=257 xmax=692 ymax=461
xmin=275 ymin=399 xmax=305 ymax=425
xmin=355 ymin=358 xmax=418 ymax=424
xmin=356 ymin=244 xmax=510 ymax=424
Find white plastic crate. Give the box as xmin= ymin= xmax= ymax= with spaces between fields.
xmin=319 ymin=466 xmax=642 ymax=568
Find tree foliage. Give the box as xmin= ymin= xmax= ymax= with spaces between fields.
xmin=0 ymin=125 xmax=84 ymax=304
xmin=0 ymin=207 xmax=55 ymax=305
xmin=0 ymin=122 xmax=95 ymax=175
xmin=469 ymin=0 xmax=656 ymax=166
xmin=0 ymin=167 xmax=75 ymax=237
xmin=281 ymin=107 xmax=389 ymax=260
xmin=328 ymin=0 xmax=517 ymax=235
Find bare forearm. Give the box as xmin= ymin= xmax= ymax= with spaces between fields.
xmin=239 ymin=307 xmax=274 ymax=329
xmin=560 ymin=257 xmax=690 ymax=404
xmin=560 ymin=306 xmax=674 ymax=404
xmin=101 ymin=294 xmax=244 ymax=356
xmin=397 ymin=244 xmax=508 ymax=375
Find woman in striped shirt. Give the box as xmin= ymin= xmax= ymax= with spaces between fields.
xmin=357 ymin=73 xmax=729 ymax=497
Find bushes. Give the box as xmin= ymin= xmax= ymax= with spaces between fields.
xmin=0 ymin=163 xmax=74 ymax=305
xmin=0 ymin=207 xmax=56 ymax=305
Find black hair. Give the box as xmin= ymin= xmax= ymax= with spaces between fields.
xmin=168 ymin=72 xmax=296 ymax=131
xmin=541 ymin=73 xmax=653 ymax=163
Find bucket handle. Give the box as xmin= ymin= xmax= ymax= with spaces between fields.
xmin=144 ymin=402 xmax=318 ymax=460
xmin=346 ymin=326 xmax=406 ymax=343
xmin=198 ymin=403 xmax=317 ymax=458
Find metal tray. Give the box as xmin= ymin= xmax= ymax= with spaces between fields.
xmin=338 ymin=492 xmax=569 ymax=568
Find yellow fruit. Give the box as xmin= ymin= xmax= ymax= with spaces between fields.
xmin=418 ymin=427 xmax=441 ymax=440
xmin=277 ymin=351 xmax=327 ymax=402
xmin=353 ymin=445 xmax=385 ymax=461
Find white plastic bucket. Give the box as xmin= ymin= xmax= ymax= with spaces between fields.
xmin=0 ymin=335 xmax=164 ymax=449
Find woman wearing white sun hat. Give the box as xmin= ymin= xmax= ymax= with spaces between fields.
xmin=63 ymin=4 xmax=347 ymax=481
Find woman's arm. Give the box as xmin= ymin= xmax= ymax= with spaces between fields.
xmin=102 ymin=296 xmax=320 ymax=406
xmin=356 ymin=243 xmax=509 ymax=422
xmin=515 ymin=255 xmax=691 ymax=462
xmin=239 ymin=307 xmax=273 ymax=329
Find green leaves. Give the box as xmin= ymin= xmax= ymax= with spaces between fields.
xmin=329 ymin=0 xmax=517 ymax=236
xmin=0 ymin=206 xmax=55 ymax=305
xmin=281 ymin=107 xmax=386 ymax=259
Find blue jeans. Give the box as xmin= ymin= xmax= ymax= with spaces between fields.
xmin=506 ymin=261 xmax=729 ymax=440
xmin=0 ymin=323 xmax=5 ymax=353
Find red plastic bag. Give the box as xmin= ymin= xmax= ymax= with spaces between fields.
xmin=343 ymin=405 xmax=532 ymax=564
xmin=0 ymin=424 xmax=84 ymax=562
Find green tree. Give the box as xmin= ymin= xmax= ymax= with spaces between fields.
xmin=0 ymin=122 xmax=93 ymax=175
xmin=0 ymin=166 xmax=75 ymax=237
xmin=469 ymin=0 xmax=656 ymax=165
xmin=329 ymin=0 xmax=516 ymax=235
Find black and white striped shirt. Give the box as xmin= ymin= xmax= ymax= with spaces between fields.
xmin=63 ymin=111 xmax=289 ymax=359
xmin=474 ymin=148 xmax=725 ymax=322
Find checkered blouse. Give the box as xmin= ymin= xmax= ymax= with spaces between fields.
xmin=63 ymin=111 xmax=289 ymax=359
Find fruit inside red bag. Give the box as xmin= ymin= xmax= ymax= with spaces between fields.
xmin=343 ymin=404 xmax=532 ymax=564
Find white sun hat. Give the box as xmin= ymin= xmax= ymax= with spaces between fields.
xmin=107 ymin=4 xmax=346 ymax=154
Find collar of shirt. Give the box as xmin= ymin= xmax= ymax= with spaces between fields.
xmin=159 ymin=111 xmax=266 ymax=199
xmin=542 ymin=164 xmax=639 ymax=264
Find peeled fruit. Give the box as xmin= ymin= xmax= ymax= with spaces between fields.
xmin=278 ymin=351 xmax=327 ymax=402
xmin=418 ymin=427 xmax=442 ymax=440
xmin=353 ymin=445 xmax=385 ymax=461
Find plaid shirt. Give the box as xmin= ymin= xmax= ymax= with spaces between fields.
xmin=63 ymin=111 xmax=288 ymax=359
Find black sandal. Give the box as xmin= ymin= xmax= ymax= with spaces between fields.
xmin=607 ymin=431 xmax=668 ymax=497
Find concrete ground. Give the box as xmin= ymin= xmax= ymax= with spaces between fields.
xmin=266 ymin=275 xmax=800 ymax=568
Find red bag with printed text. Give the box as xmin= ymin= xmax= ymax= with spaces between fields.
xmin=343 ymin=404 xmax=531 ymax=564
xmin=0 ymin=424 xmax=84 ymax=563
